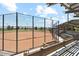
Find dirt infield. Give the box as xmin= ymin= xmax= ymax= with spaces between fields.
xmin=0 ymin=30 xmax=55 ymax=52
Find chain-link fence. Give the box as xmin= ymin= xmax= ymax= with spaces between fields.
xmin=0 ymin=12 xmax=59 ymax=54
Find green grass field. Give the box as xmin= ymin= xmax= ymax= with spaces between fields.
xmin=0 ymin=29 xmax=46 ymax=33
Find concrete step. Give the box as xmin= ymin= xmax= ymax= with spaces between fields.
xmin=0 ymin=51 xmax=14 ymax=56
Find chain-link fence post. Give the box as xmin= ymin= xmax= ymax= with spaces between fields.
xmin=16 ymin=12 xmax=18 ymax=53
xmin=2 ymin=14 xmax=4 ymax=51
xmin=44 ymin=18 xmax=46 ymax=43
xmin=32 ymin=16 xmax=34 ymax=48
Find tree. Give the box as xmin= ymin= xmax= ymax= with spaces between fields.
xmin=35 ymin=27 xmax=37 ymax=30
xmin=17 ymin=26 xmax=20 ymax=29
xmin=21 ymin=27 xmax=24 ymax=29
xmin=24 ymin=27 xmax=27 ymax=30
xmin=7 ymin=25 xmax=11 ymax=30
xmin=11 ymin=26 xmax=14 ymax=30
xmin=39 ymin=27 xmax=43 ymax=30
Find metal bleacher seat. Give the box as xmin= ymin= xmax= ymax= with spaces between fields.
xmin=52 ymin=41 xmax=79 ymax=56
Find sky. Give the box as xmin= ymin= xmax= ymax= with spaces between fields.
xmin=0 ymin=0 xmax=79 ymax=3
xmin=0 ymin=0 xmax=75 ymax=27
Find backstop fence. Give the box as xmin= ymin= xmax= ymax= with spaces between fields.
xmin=0 ymin=12 xmax=59 ymax=54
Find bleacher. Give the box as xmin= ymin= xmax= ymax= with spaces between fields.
xmin=51 ymin=40 xmax=79 ymax=56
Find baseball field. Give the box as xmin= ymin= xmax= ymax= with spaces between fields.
xmin=0 ymin=29 xmax=55 ymax=53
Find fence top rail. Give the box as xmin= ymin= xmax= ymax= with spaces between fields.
xmin=17 ymin=12 xmax=53 ymax=20
xmin=0 ymin=12 xmax=59 ymax=22
xmin=0 ymin=13 xmax=16 ymax=15
xmin=18 ymin=12 xmax=32 ymax=17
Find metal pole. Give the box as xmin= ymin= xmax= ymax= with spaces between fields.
xmin=44 ymin=18 xmax=46 ymax=43
xmin=16 ymin=12 xmax=18 ymax=53
xmin=32 ymin=16 xmax=34 ymax=48
xmin=67 ymin=13 xmax=69 ymax=30
xmin=51 ymin=20 xmax=53 ymax=40
xmin=2 ymin=15 xmax=4 ymax=51
xmin=58 ymin=21 xmax=59 ymax=41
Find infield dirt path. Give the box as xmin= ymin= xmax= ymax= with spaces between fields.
xmin=0 ymin=31 xmax=56 ymax=52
